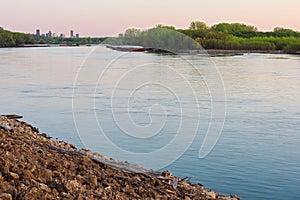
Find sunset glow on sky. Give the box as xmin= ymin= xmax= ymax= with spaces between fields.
xmin=1 ymin=0 xmax=300 ymax=37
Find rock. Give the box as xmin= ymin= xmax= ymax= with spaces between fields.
xmin=23 ymin=170 xmax=34 ymax=180
xmin=75 ymin=194 xmax=83 ymax=200
xmin=172 ymin=177 xmax=178 ymax=189
xmin=40 ymin=133 xmax=52 ymax=139
xmin=0 ymin=181 xmax=12 ymax=192
xmin=218 ymin=196 xmax=232 ymax=200
xmin=0 ymin=117 xmax=240 ymax=199
xmin=23 ymin=187 xmax=39 ymax=200
xmin=61 ymin=192 xmax=72 ymax=199
xmin=0 ymin=125 xmax=11 ymax=131
xmin=205 ymin=191 xmax=216 ymax=199
xmin=231 ymin=194 xmax=240 ymax=200
xmin=181 ymin=181 xmax=191 ymax=189
xmin=165 ymin=189 xmax=176 ymax=194
xmin=102 ymin=156 xmax=110 ymax=160
xmin=88 ymin=175 xmax=98 ymax=187
xmin=42 ymin=169 xmax=53 ymax=181
xmin=39 ymin=183 xmax=51 ymax=193
xmin=9 ymin=172 xmax=19 ymax=180
xmin=0 ymin=193 xmax=12 ymax=200
xmin=30 ymin=165 xmax=36 ymax=172
xmin=65 ymin=180 xmax=81 ymax=192
xmin=162 ymin=170 xmax=172 ymax=178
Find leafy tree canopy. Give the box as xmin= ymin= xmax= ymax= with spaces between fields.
xmin=211 ymin=23 xmax=258 ymax=38
xmin=189 ymin=21 xmax=208 ymax=31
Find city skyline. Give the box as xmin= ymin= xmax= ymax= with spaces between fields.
xmin=1 ymin=0 xmax=300 ymax=37
xmin=35 ymin=29 xmax=80 ymax=38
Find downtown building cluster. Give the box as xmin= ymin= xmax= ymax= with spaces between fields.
xmin=35 ymin=29 xmax=80 ymax=38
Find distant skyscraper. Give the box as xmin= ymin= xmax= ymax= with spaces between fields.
xmin=70 ymin=30 xmax=74 ymax=38
xmin=60 ymin=33 xmax=66 ymax=38
xmin=48 ymin=30 xmax=52 ymax=38
xmin=36 ymin=29 xmax=40 ymax=37
xmin=76 ymin=33 xmax=79 ymax=38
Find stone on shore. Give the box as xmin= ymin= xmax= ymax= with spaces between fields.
xmin=0 ymin=116 xmax=240 ymax=199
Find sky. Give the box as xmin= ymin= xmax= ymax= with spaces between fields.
xmin=1 ymin=0 xmax=300 ymax=37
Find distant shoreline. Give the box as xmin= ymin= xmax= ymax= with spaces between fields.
xmin=206 ymin=49 xmax=300 ymax=56
xmin=2 ymin=46 xmax=299 ymax=55
xmin=106 ymin=45 xmax=300 ymax=56
xmin=3 ymin=44 xmax=298 ymax=56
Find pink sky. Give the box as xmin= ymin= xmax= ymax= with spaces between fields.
xmin=1 ymin=0 xmax=299 ymax=37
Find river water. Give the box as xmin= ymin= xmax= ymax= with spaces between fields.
xmin=0 ymin=46 xmax=299 ymax=199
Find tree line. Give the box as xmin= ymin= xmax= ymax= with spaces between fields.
xmin=37 ymin=36 xmax=106 ymax=45
xmin=1 ymin=22 xmax=300 ymax=53
xmin=109 ymin=22 xmax=300 ymax=53
xmin=0 ymin=30 xmax=35 ymax=47
xmin=0 ymin=29 xmax=106 ymax=47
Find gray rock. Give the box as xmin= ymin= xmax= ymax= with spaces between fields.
xmin=0 ymin=124 xmax=11 ymax=131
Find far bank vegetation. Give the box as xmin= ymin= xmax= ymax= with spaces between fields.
xmin=110 ymin=21 xmax=300 ymax=53
xmin=1 ymin=21 xmax=300 ymax=53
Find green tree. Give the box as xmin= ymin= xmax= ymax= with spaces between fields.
xmin=123 ymin=28 xmax=142 ymax=45
xmin=211 ymin=23 xmax=258 ymax=38
xmin=283 ymin=41 xmax=300 ymax=53
xmin=156 ymin=24 xmax=176 ymax=30
xmin=0 ymin=30 xmax=16 ymax=47
xmin=13 ymin=32 xmax=25 ymax=45
xmin=273 ymin=27 xmax=300 ymax=37
xmin=124 ymin=28 xmax=141 ymax=38
xmin=189 ymin=21 xmax=208 ymax=31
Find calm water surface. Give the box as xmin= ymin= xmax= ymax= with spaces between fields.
xmin=0 ymin=46 xmax=299 ymax=199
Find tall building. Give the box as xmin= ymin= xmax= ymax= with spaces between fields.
xmin=48 ymin=30 xmax=52 ymax=38
xmin=70 ymin=30 xmax=74 ymax=38
xmin=36 ymin=29 xmax=40 ymax=37
xmin=76 ymin=33 xmax=79 ymax=38
xmin=0 ymin=26 xmax=3 ymax=30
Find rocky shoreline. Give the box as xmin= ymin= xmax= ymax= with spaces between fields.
xmin=0 ymin=116 xmax=240 ymax=200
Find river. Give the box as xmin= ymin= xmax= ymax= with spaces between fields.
xmin=0 ymin=46 xmax=299 ymax=199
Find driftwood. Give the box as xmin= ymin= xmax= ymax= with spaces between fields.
xmin=48 ymin=144 xmax=161 ymax=178
xmin=1 ymin=114 xmax=23 ymax=119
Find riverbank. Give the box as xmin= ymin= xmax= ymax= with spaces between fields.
xmin=0 ymin=116 xmax=240 ymax=199
xmin=2 ymin=43 xmax=300 ymax=56
xmin=105 ymin=45 xmax=300 ymax=56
